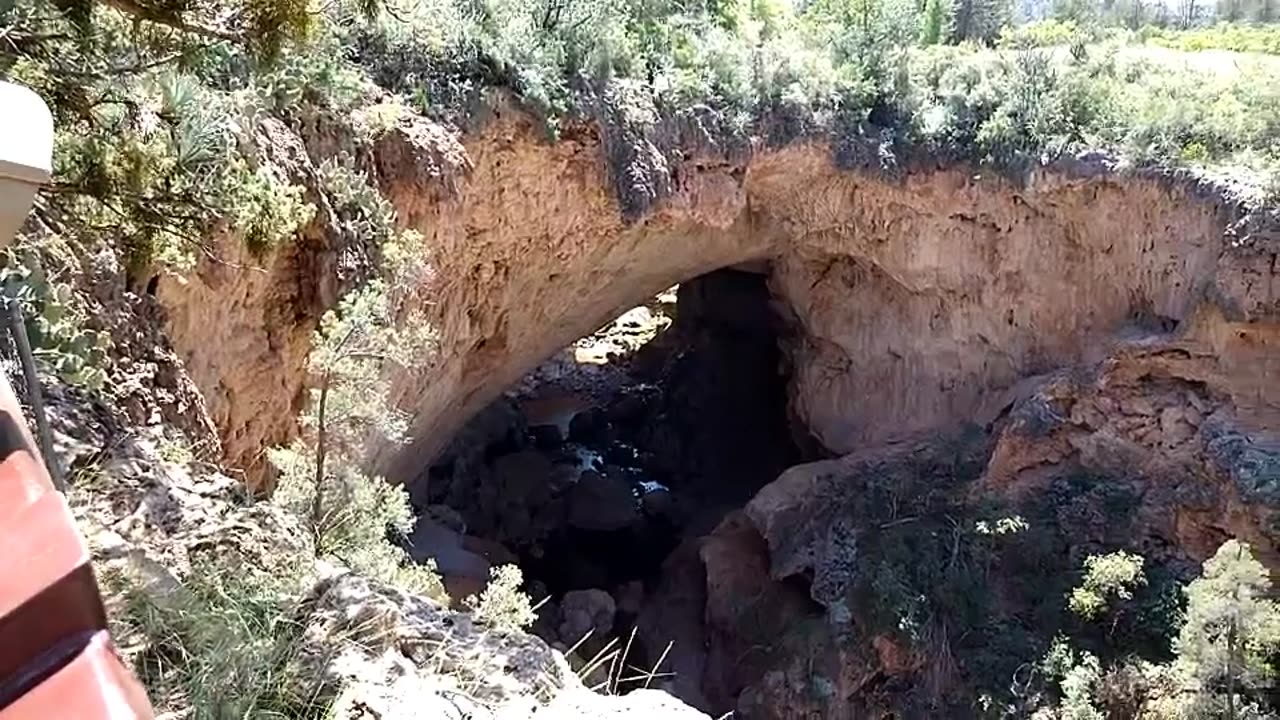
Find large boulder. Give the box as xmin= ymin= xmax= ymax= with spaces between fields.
xmin=557 ymin=589 xmax=617 ymax=647
xmin=74 ymin=429 xmax=312 ymax=584
xmin=292 ymin=570 xmax=569 ymax=711
xmin=700 ymin=512 xmax=825 ymax=713
xmin=635 ymin=539 xmax=710 ymax=712
xmin=567 ymin=470 xmax=638 ymax=531
xmin=406 ymin=517 xmax=492 ymax=603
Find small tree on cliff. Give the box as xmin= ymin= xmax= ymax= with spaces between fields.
xmin=269 ymin=217 xmax=444 ymax=599
xmin=1175 ymin=540 xmax=1280 ymax=719
xmin=1068 ymin=551 xmax=1147 ymax=639
xmin=303 ymin=280 xmax=420 ymax=527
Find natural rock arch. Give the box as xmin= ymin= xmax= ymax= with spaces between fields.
xmin=371 ymin=112 xmax=1278 ymax=491
xmin=157 ymin=106 xmax=1280 ymax=495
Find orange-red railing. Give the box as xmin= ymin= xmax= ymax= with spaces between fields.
xmin=0 ymin=411 xmax=153 ymax=718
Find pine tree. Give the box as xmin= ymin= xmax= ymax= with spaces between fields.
xmin=1 ymin=0 xmax=329 ymax=273
xmin=1176 ymin=540 xmax=1280 ymax=719
xmin=1218 ymin=0 xmax=1246 ymax=21
xmin=49 ymin=0 xmax=338 ymax=57
xmin=921 ymin=0 xmax=948 ymax=44
xmin=267 ymin=165 xmax=445 ymax=600
xmin=951 ymin=0 xmax=1008 ymax=44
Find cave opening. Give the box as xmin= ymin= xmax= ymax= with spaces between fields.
xmin=407 ymin=265 xmax=809 ymax=686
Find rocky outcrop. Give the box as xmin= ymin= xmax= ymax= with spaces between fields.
xmin=708 ymin=327 xmax=1280 ymax=717
xmin=977 ymin=332 xmax=1280 ymax=567
xmin=295 ymin=569 xmax=569 ymax=717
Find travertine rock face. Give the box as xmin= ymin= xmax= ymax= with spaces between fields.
xmin=155 ymin=234 xmax=316 ymax=487
xmin=765 ymin=167 xmax=1275 ymax=457
xmin=154 ymin=115 xmax=385 ymax=486
xmin=381 ymin=116 xmax=1277 ymax=490
xmin=155 ymin=102 xmax=1279 ymax=500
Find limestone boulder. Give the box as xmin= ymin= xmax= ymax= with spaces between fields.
xmin=297 ymin=572 xmax=709 ymax=720
xmin=406 ymin=517 xmax=491 ymax=603
xmin=557 ymin=589 xmax=617 ymax=647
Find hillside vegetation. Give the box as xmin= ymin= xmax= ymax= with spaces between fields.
xmin=4 ymin=0 xmax=1280 ymax=286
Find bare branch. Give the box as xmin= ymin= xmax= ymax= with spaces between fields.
xmin=63 ymin=50 xmax=188 ymax=78
xmin=98 ymin=0 xmax=240 ymax=43
xmin=340 ymin=350 xmax=391 ymax=362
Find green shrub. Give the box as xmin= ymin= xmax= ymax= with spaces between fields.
xmin=1145 ymin=22 xmax=1280 ymax=55
xmin=318 ymin=156 xmax=397 ymax=247
xmin=1109 ymin=54 xmax=1280 ymax=165
xmin=0 ymin=245 xmax=110 ymax=390
xmin=466 ymin=564 xmax=538 ymax=632
xmin=998 ymin=19 xmax=1087 ymax=49
xmin=1041 ymin=638 xmax=1107 ymax=720
xmin=252 ymin=20 xmax=377 ymax=114
xmin=269 ymin=442 xmax=447 ymax=601
xmin=1175 ymin=540 xmax=1280 ymax=712
xmin=1027 ymin=540 xmax=1280 ymax=718
xmin=106 ymin=556 xmax=321 ymax=719
xmin=19 ymin=0 xmax=1280 ymax=233
xmin=4 ymin=3 xmax=324 ymax=275
xmin=1068 ymin=551 xmax=1146 ymax=621
xmin=345 ymin=3 xmax=490 ymax=123
xmin=228 ymin=162 xmax=316 ymax=258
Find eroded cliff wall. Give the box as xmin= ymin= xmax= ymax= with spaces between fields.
xmin=154 ymin=103 xmax=1279 ymax=505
